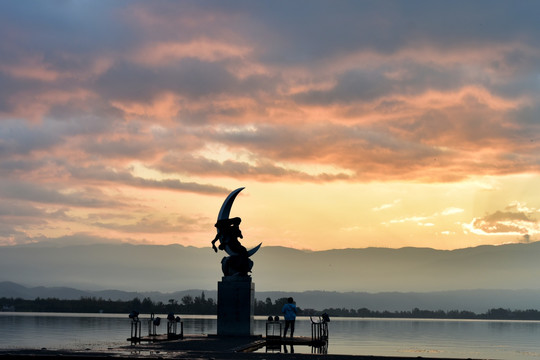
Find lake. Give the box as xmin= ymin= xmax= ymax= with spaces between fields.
xmin=1 ymin=312 xmax=540 ymax=359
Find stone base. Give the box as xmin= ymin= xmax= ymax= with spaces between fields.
xmin=217 ymin=276 xmax=254 ymax=336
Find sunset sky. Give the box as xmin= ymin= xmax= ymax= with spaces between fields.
xmin=1 ymin=1 xmax=539 ymax=251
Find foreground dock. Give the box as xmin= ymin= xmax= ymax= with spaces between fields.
xmin=127 ymin=333 xmax=183 ymax=343
xmin=0 ymin=335 xmax=489 ymax=360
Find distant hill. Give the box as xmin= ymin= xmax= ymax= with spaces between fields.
xmin=2 ymin=281 xmax=540 ymax=313
xmin=1 ymin=242 xmax=540 ymax=297
xmin=0 ymin=280 xmax=213 ymax=304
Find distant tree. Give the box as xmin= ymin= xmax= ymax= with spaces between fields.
xmin=5 ymin=296 xmax=540 ymax=320
xmin=141 ymin=297 xmax=153 ymax=312
xmin=181 ymin=295 xmax=194 ymax=306
xmin=273 ymin=297 xmax=289 ymax=314
xmin=131 ymin=297 xmax=141 ymax=309
xmin=486 ymin=308 xmax=511 ymax=319
xmin=357 ymin=308 xmax=371 ymax=317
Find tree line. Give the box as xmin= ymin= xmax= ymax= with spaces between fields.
xmin=3 ymin=295 xmax=540 ymax=320
xmin=318 ymin=307 xmax=540 ymax=320
xmin=0 ymin=294 xmax=292 ymax=316
xmin=0 ymin=293 xmax=217 ymax=315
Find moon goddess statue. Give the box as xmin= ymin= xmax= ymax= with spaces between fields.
xmin=211 ymin=187 xmax=261 ymax=277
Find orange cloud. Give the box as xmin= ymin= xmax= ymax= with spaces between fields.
xmin=132 ymin=39 xmax=251 ymax=66
xmin=464 ymin=204 xmax=540 ymax=238
xmin=1 ymin=89 xmax=94 ymax=123
xmin=0 ymin=58 xmax=60 ymax=82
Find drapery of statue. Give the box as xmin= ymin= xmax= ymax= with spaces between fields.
xmin=211 ymin=187 xmax=261 ymax=277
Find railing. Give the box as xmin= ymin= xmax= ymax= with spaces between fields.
xmin=128 ymin=312 xmax=183 ymax=343
xmin=129 ymin=311 xmax=141 ymax=344
xmin=310 ymin=314 xmax=329 ymax=343
xmin=266 ymin=319 xmax=282 ymax=341
xmin=130 ymin=318 xmax=141 ymax=344
xmin=167 ymin=317 xmax=184 ymax=339
xmin=148 ymin=313 xmax=160 ymax=336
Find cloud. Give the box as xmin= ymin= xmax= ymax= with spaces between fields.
xmin=388 ymin=216 xmax=430 ymax=225
xmin=464 ymin=203 xmax=540 ymax=238
xmin=20 ymin=233 xmax=128 ymax=247
xmin=0 ymin=119 xmax=64 ymax=155
xmin=0 ymin=199 xmax=85 ymax=246
xmin=204 ymin=122 xmax=462 ymax=182
xmin=1 ymin=1 xmax=540 ymax=248
xmin=373 ymin=200 xmax=401 ymax=212
xmin=293 ymin=61 xmax=470 ymax=106
xmin=0 ymin=180 xmax=120 ymax=208
xmin=155 ymin=153 xmax=351 ymax=182
xmin=92 ymin=214 xmax=209 ymax=234
xmin=96 ymin=58 xmax=241 ymax=102
xmin=384 ymin=206 xmax=464 ymax=227
xmin=67 ymin=165 xmax=229 ymax=194
xmin=131 ymin=40 xmax=251 ymax=66
xmin=441 ymin=207 xmax=464 ymax=216
xmin=1 ymin=2 xmax=538 ymax=183
xmin=0 ymin=202 xmax=48 ymax=244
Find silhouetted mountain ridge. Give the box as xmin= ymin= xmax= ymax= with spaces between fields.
xmin=1 ymin=241 xmax=540 ymax=295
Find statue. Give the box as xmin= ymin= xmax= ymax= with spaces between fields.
xmin=211 ymin=187 xmax=261 ymax=277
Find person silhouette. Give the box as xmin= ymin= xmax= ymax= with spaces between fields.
xmin=282 ymin=297 xmax=297 ymax=338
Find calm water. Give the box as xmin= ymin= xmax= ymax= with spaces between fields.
xmin=1 ymin=313 xmax=540 ymax=359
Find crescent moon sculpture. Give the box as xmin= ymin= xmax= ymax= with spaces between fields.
xmin=247 ymin=242 xmax=262 ymax=257
xmin=217 ymin=187 xmax=245 ymax=222
xmin=216 ymin=187 xmax=262 ymax=257
xmin=211 ymin=187 xmax=262 ymax=277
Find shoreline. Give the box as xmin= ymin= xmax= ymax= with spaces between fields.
xmin=0 ymin=335 xmax=488 ymax=360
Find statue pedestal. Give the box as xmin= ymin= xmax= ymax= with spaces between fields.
xmin=217 ymin=276 xmax=254 ymax=336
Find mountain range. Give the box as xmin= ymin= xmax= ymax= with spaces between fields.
xmin=1 ymin=241 xmax=540 ymax=311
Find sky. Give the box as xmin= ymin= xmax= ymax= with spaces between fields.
xmin=1 ymin=0 xmax=539 ymax=251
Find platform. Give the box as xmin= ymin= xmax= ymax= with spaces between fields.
xmin=127 ymin=333 xmax=183 ymax=343
xmin=0 ymin=334 xmax=487 ymax=360
xmin=238 ymin=336 xmax=327 ymax=353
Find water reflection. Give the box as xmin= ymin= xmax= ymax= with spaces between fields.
xmin=262 ymin=342 xmax=327 ymax=354
xmin=2 ymin=313 xmax=540 ymax=359
xmin=181 ymin=316 xmax=216 ymax=335
xmin=283 ymin=344 xmax=294 ymax=353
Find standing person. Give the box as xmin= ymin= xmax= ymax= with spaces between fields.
xmin=282 ymin=297 xmax=297 ymax=338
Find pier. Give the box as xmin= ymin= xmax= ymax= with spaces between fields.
xmin=127 ymin=312 xmax=183 ymax=344
xmin=127 ymin=315 xmax=328 ymax=353
xmin=235 ymin=317 xmax=329 ymax=353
